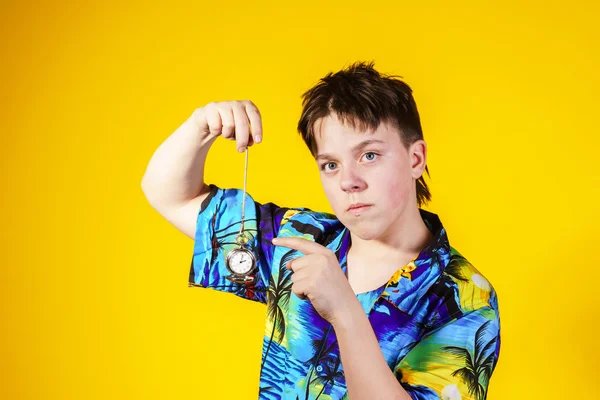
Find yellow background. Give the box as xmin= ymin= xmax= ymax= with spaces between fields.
xmin=2 ymin=0 xmax=599 ymax=398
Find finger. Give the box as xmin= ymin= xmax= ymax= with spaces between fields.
xmin=217 ymin=103 xmax=235 ymax=140
xmin=272 ymin=237 xmax=330 ymax=256
xmin=191 ymin=107 xmax=210 ymax=136
xmin=243 ymin=100 xmax=263 ymax=144
xmin=290 ymin=267 xmax=310 ymax=283
xmin=231 ymin=101 xmax=250 ymax=152
xmin=204 ymin=103 xmax=222 ymax=137
xmin=286 ymin=255 xmax=318 ymax=272
xmin=291 ymin=279 xmax=309 ymax=300
xmin=286 ymin=256 xmax=303 ymax=271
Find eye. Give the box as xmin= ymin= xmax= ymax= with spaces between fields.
xmin=320 ymin=161 xmax=338 ymax=172
xmin=361 ymin=152 xmax=378 ymax=162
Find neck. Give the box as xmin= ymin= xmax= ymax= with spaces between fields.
xmin=348 ymin=205 xmax=434 ymax=265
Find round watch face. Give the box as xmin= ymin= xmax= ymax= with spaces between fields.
xmin=227 ymin=248 xmax=255 ymax=274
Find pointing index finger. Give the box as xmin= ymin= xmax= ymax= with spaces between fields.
xmin=272 ymin=237 xmax=329 ymax=255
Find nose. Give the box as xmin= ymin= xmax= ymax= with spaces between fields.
xmin=340 ymin=165 xmax=367 ymax=193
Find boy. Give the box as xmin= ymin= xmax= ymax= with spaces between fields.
xmin=141 ymin=62 xmax=501 ymax=400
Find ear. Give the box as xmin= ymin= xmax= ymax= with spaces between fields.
xmin=409 ymin=140 xmax=427 ymax=179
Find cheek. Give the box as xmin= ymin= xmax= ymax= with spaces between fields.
xmin=320 ymin=176 xmax=341 ymax=209
xmin=373 ymin=180 xmax=407 ymax=217
xmin=374 ymin=165 xmax=413 ymax=208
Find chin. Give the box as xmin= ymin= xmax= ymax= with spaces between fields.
xmin=342 ymin=217 xmax=387 ymax=241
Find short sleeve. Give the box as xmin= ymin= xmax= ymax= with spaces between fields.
xmin=395 ymin=306 xmax=501 ymax=400
xmin=188 ymin=184 xmax=299 ymax=304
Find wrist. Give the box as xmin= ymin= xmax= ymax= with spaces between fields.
xmin=330 ymin=293 xmax=365 ymax=331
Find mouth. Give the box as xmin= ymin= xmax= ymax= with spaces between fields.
xmin=346 ymin=204 xmax=373 ymax=215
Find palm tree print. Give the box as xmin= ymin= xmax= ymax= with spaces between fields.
xmin=444 ymin=253 xmax=470 ymax=282
xmin=441 ymin=320 xmax=498 ymax=400
xmin=260 ymin=249 xmax=295 ymax=373
xmin=310 ymin=356 xmax=344 ymax=400
xmin=304 ymin=327 xmax=336 ymax=400
xmin=214 ymin=218 xmax=258 ymax=248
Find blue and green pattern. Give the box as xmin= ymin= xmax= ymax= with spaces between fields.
xmin=189 ymin=185 xmax=501 ymax=400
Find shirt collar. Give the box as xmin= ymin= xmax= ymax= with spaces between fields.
xmin=334 ymin=209 xmax=452 ymax=314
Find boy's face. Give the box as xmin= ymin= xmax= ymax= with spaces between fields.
xmin=313 ymin=114 xmax=427 ymax=240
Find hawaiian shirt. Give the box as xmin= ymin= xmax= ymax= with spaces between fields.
xmin=189 ymin=185 xmax=501 ymax=400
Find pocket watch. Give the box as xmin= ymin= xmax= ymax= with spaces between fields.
xmin=225 ymin=148 xmax=258 ymax=285
xmin=225 ymin=232 xmax=257 ymax=284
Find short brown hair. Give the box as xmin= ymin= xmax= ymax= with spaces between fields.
xmin=297 ymin=61 xmax=431 ymax=207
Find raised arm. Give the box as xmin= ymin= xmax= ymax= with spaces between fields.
xmin=141 ymin=101 xmax=263 ymax=238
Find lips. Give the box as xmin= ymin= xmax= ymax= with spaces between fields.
xmin=347 ymin=203 xmax=371 ymax=211
xmin=347 ymin=203 xmax=373 ymax=215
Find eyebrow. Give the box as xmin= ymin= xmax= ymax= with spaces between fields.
xmin=316 ymin=139 xmax=386 ymax=161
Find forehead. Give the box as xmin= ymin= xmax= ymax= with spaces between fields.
xmin=314 ymin=114 xmax=400 ymax=152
